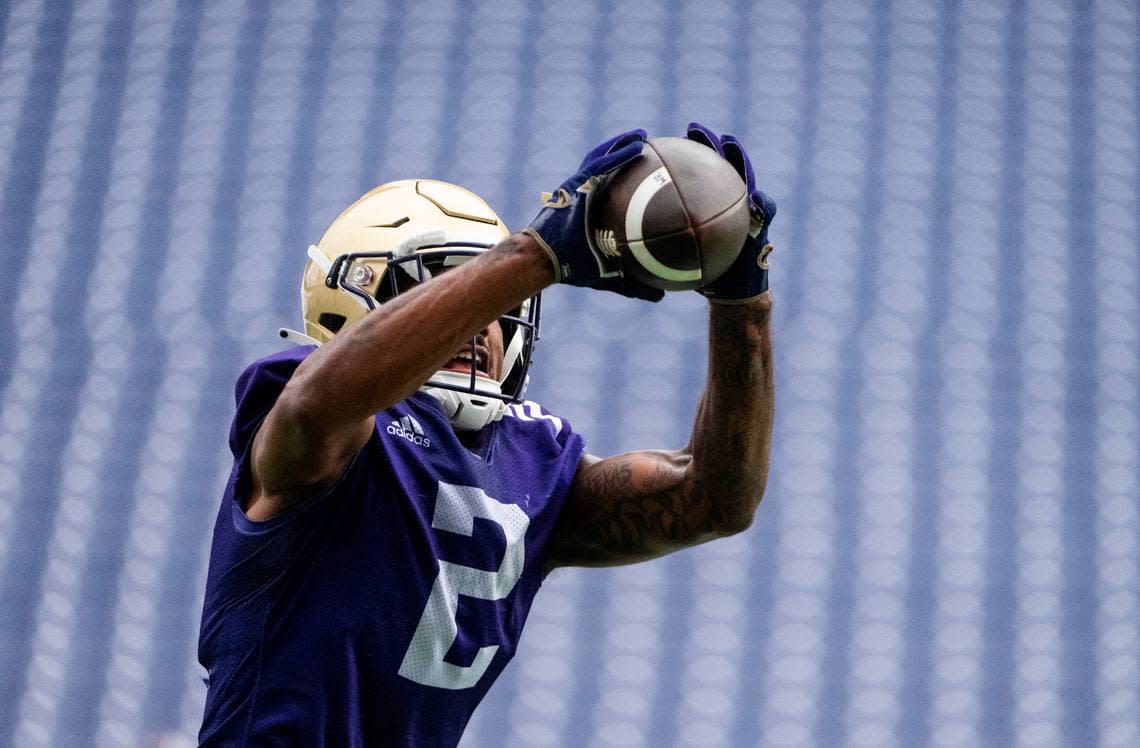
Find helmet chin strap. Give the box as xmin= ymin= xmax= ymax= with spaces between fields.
xmin=420 ymin=371 xmax=507 ymax=431
xmin=420 ymin=325 xmax=528 ymax=431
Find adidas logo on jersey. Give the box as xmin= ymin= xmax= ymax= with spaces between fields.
xmin=387 ymin=415 xmax=431 ymax=448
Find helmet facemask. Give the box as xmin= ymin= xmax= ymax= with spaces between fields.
xmin=329 ymin=244 xmax=541 ymax=431
xmin=286 ymin=180 xmax=534 ymax=431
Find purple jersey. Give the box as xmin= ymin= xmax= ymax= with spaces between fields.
xmin=198 ymin=346 xmax=585 ymax=746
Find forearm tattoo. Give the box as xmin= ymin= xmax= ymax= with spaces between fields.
xmin=554 ymin=299 xmax=774 ymax=567
xmin=558 ymin=454 xmax=717 ymax=566
xmin=708 ymin=301 xmax=771 ymax=389
xmin=697 ymin=301 xmax=774 ymax=492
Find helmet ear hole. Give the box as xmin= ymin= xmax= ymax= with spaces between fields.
xmin=319 ymin=312 xmax=347 ymax=333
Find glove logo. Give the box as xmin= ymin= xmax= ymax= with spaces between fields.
xmin=594 ymin=228 xmax=619 ymax=258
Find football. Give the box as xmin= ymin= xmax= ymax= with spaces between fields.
xmin=585 ymin=136 xmax=751 ymax=291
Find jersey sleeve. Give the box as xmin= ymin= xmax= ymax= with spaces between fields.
xmin=225 ymin=346 xmax=312 ymax=507
xmin=201 ymin=347 xmax=336 ymax=641
xmin=228 ymin=347 xmax=309 ymax=459
xmin=504 ymin=401 xmax=581 ymax=449
xmin=502 ymin=401 xmax=587 ymax=574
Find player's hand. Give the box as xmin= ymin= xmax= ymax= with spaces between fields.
xmin=686 ymin=122 xmax=776 ymax=303
xmin=524 ymin=130 xmax=665 ymax=302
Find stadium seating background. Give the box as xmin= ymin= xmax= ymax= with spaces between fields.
xmin=0 ymin=0 xmax=1136 ymax=745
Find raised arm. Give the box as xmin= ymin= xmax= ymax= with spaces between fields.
xmin=547 ymin=295 xmax=775 ymax=567
xmin=547 ymin=123 xmax=778 ymax=568
xmin=248 ymin=130 xmax=661 ymax=521
xmin=248 ymin=235 xmax=553 ymax=520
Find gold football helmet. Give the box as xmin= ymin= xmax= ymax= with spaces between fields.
xmin=282 ymin=179 xmax=540 ymax=431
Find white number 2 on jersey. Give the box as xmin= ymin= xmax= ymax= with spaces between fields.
xmin=398 ymin=482 xmax=531 ymax=689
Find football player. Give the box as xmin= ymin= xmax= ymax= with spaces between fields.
xmin=197 ymin=124 xmax=776 ymax=746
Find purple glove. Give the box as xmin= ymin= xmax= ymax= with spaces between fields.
xmin=524 ymin=130 xmax=665 ymax=302
xmin=686 ymin=122 xmax=777 ymax=302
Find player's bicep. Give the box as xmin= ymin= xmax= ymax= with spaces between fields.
xmin=545 ymin=449 xmax=721 ymax=569
xmin=247 ymin=396 xmax=374 ymax=521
